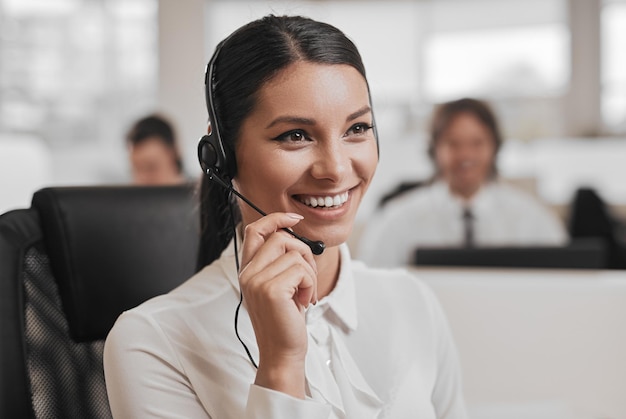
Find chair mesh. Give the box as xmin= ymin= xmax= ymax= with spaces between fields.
xmin=23 ymin=246 xmax=112 ymax=419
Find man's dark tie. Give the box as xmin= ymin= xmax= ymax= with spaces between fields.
xmin=462 ymin=207 xmax=474 ymax=247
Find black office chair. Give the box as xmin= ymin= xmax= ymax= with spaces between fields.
xmin=0 ymin=184 xmax=199 ymax=418
xmin=568 ymin=186 xmax=626 ymax=269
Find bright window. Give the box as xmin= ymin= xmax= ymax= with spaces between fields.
xmin=602 ymin=0 xmax=626 ymax=132
xmin=423 ymin=24 xmax=569 ymax=101
xmin=206 ymin=1 xmax=420 ymax=105
xmin=0 ymin=0 xmax=157 ymax=157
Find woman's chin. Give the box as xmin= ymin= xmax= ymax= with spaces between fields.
xmin=298 ymin=225 xmax=352 ymax=252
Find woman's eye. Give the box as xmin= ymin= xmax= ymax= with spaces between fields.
xmin=273 ymin=129 xmax=309 ymax=143
xmin=346 ymin=123 xmax=373 ymax=136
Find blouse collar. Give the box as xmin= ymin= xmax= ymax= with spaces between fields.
xmin=309 ymin=243 xmax=358 ymax=332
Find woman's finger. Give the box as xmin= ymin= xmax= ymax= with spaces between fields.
xmin=241 ymin=212 xmax=303 ymax=262
xmin=244 ymin=262 xmax=317 ymax=356
xmin=241 ymin=249 xmax=317 ymax=306
xmin=240 ymin=213 xmax=317 ymax=283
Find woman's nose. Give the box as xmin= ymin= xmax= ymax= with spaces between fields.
xmin=310 ymin=141 xmax=348 ymax=182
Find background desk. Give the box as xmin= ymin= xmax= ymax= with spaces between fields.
xmin=411 ymin=267 xmax=626 ymax=419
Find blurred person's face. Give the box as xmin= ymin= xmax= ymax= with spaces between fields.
xmin=129 ymin=137 xmax=183 ymax=185
xmin=434 ymin=112 xmax=496 ymax=199
xmin=233 ymin=61 xmax=379 ymax=249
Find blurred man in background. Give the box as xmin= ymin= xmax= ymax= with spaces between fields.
xmin=359 ymin=98 xmax=567 ymax=267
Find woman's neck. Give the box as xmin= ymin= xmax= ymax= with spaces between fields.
xmin=314 ymin=245 xmax=341 ymax=300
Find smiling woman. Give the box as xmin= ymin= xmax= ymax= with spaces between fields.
xmin=103 ymin=15 xmax=468 ymax=419
xmin=234 ymin=62 xmax=378 ymax=252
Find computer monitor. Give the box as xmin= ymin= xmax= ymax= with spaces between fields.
xmin=413 ymin=238 xmax=607 ymax=269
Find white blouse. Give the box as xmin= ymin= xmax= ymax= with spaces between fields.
xmin=359 ymin=180 xmax=568 ymax=268
xmin=104 ymin=242 xmax=467 ymax=419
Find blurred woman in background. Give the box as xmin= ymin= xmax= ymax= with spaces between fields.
xmin=125 ymin=114 xmax=186 ymax=185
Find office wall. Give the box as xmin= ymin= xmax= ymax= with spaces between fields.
xmin=419 ymin=267 xmax=626 ymax=419
xmin=157 ymin=0 xmax=207 ymax=179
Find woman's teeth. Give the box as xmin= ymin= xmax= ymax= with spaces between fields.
xmin=300 ymin=192 xmax=349 ymax=208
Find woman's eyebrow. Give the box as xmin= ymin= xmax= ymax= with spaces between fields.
xmin=266 ymin=116 xmax=315 ymax=129
xmin=346 ymin=105 xmax=372 ymax=122
xmin=265 ymin=105 xmax=371 ymax=129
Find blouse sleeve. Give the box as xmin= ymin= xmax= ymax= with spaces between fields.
xmin=104 ymin=311 xmax=333 ymax=419
xmin=104 ymin=311 xmax=211 ymax=418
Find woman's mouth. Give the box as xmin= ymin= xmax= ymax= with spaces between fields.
xmin=297 ymin=191 xmax=349 ymax=208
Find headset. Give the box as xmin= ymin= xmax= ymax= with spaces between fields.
xmin=197 ymin=41 xmax=325 ymax=256
xmin=197 ymin=41 xmax=231 ymax=180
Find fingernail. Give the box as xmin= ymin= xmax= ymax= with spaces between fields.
xmin=286 ymin=212 xmax=304 ymax=220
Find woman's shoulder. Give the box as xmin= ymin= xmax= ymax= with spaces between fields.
xmin=105 ymin=261 xmax=242 ymax=370
xmin=112 ymin=261 xmax=239 ymax=332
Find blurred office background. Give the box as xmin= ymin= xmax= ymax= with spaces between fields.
xmin=1 ymin=0 xmax=625 ymax=221
xmin=2 ymin=2 xmax=625 ymax=417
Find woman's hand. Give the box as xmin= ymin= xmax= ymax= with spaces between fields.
xmin=238 ymin=212 xmax=318 ymax=398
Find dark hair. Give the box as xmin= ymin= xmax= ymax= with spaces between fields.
xmin=126 ymin=114 xmax=183 ymax=172
xmin=197 ymin=15 xmax=369 ymax=269
xmin=427 ymin=97 xmax=502 ymax=179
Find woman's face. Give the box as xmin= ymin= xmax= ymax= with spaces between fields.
xmin=129 ymin=137 xmax=183 ymax=185
xmin=233 ymin=61 xmax=378 ymax=248
xmin=434 ymin=112 xmax=496 ymax=199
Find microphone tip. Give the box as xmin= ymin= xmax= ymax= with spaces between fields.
xmin=284 ymin=231 xmax=325 ymax=255
xmin=310 ymin=241 xmax=325 ymax=255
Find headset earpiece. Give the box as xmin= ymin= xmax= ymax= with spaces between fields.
xmin=197 ymin=134 xmax=221 ymax=175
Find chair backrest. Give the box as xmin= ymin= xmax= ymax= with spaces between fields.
xmin=568 ymin=186 xmax=626 ymax=269
xmin=0 ymin=184 xmax=199 ymax=418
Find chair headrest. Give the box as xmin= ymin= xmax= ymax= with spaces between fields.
xmin=32 ymin=185 xmax=199 ymax=342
